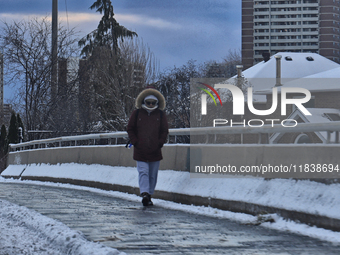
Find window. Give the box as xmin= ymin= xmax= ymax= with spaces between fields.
xmin=295 ymin=134 xmax=312 ymax=144
xmin=303 ymin=35 xmax=318 ymax=39
xmin=303 ymin=28 xmax=317 ymax=32
xmin=303 ymin=7 xmax=318 ymax=10
xmin=303 ymin=0 xmax=318 ymax=3
xmin=303 ymin=42 xmax=318 ymax=46
xmin=255 ymin=8 xmax=270 ymax=12
xmin=303 ymin=14 xmax=318 ymax=18
xmin=255 ymin=22 xmax=270 ymax=26
xmin=255 ymin=1 xmax=269 ymax=5
xmin=303 ymin=21 xmax=318 ymax=25
xmin=255 ymin=29 xmax=270 ymax=33
xmin=323 ymin=113 xmax=340 ymax=121
xmin=255 ymin=36 xmax=269 ymax=40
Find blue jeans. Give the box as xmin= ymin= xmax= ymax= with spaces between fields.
xmin=137 ymin=161 xmax=160 ymax=195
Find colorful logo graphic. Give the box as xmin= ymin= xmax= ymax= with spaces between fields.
xmin=199 ymin=82 xmax=312 ymax=117
xmin=197 ymin=82 xmax=223 ymax=107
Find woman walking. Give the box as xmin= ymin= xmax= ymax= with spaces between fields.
xmin=127 ymin=86 xmax=169 ymax=206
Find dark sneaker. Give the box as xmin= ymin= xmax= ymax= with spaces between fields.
xmin=148 ymin=196 xmax=153 ymax=206
xmin=141 ymin=192 xmax=150 ymax=206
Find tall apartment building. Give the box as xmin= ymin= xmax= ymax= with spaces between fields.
xmin=242 ymin=0 xmax=340 ymax=69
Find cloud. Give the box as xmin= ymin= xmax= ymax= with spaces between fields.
xmin=115 ymin=13 xmax=182 ymax=30
xmin=0 ymin=13 xmax=46 ymax=21
xmin=0 ymin=12 xmax=182 ymax=31
xmin=0 ymin=1 xmax=241 ymax=72
xmin=59 ymin=12 xmax=101 ymax=23
xmin=0 ymin=12 xmax=100 ymax=23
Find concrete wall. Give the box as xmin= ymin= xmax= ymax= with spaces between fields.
xmin=6 ymin=144 xmax=340 ymax=178
xmin=7 ymin=145 xmax=190 ymax=172
xmin=190 ymin=144 xmax=340 ymax=178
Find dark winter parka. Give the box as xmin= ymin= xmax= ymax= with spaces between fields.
xmin=127 ymin=87 xmax=169 ymax=162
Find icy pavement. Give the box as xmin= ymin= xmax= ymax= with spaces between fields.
xmin=1 ymin=181 xmax=340 ymax=254
xmin=6 ymin=163 xmax=340 ymax=220
xmin=0 ymin=199 xmax=124 ymax=255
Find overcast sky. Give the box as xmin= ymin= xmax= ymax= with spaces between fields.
xmin=0 ymin=0 xmax=241 ymax=99
xmin=0 ymin=0 xmax=241 ymax=67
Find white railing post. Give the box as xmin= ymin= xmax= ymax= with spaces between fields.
xmin=327 ymin=131 xmax=331 ymax=144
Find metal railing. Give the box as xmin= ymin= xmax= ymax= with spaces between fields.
xmin=9 ymin=122 xmax=340 ymax=151
xmin=9 ymin=129 xmax=190 ymax=151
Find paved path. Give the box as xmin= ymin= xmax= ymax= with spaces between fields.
xmin=0 ymin=182 xmax=339 ymax=254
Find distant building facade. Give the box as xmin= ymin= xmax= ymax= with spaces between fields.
xmin=242 ymin=0 xmax=340 ymax=69
xmin=196 ymin=52 xmax=340 ymax=144
xmin=0 ymin=51 xmax=13 ymax=128
xmin=241 ymin=52 xmax=340 ymax=143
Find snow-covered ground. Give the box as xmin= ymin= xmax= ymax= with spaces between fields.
xmin=5 ymin=163 xmax=340 ymax=220
xmin=1 ymin=163 xmax=340 ymax=253
xmin=0 ymin=196 xmax=125 ymax=255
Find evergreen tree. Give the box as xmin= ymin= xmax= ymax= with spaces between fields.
xmin=0 ymin=125 xmax=7 ymax=154
xmin=7 ymin=113 xmax=18 ymax=144
xmin=79 ymin=0 xmax=137 ymax=56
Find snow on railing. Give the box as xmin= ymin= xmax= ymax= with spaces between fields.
xmin=9 ymin=122 xmax=340 ymax=151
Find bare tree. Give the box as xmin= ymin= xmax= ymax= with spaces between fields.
xmin=0 ymin=17 xmax=79 ymax=139
xmin=78 ymin=38 xmax=159 ymax=132
xmin=222 ymin=49 xmax=242 ymax=77
xmin=204 ymin=49 xmax=242 ymax=78
xmin=158 ymin=60 xmax=206 ymax=130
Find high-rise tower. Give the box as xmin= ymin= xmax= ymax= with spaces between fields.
xmin=242 ymin=0 xmax=340 ymax=69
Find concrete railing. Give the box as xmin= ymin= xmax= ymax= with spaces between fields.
xmin=5 ymin=122 xmax=340 ymax=178
xmin=9 ymin=128 xmax=190 ymax=151
xmin=9 ymin=122 xmax=340 ymax=151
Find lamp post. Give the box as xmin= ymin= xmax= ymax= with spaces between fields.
xmin=51 ymin=0 xmax=58 ymax=104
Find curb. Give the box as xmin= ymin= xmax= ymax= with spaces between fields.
xmin=19 ymin=175 xmax=340 ymax=232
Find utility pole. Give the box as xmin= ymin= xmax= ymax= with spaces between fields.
xmin=51 ymin=0 xmax=58 ymax=104
xmin=0 ymin=49 xmax=3 ymax=124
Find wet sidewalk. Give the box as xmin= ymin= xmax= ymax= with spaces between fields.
xmin=0 ymin=182 xmax=339 ymax=254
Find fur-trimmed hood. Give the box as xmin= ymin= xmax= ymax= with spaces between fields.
xmin=135 ymin=87 xmax=166 ymax=110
